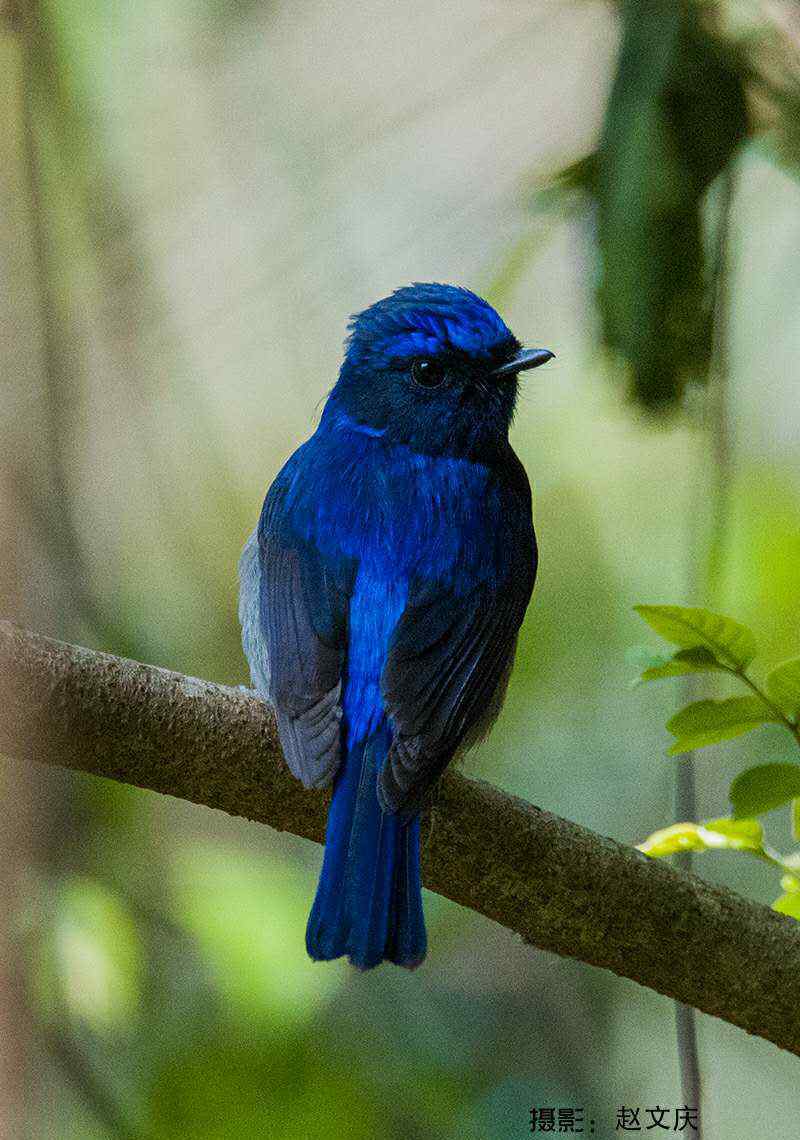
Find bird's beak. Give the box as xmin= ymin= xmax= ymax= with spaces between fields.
xmin=491 ymin=347 xmax=555 ymax=378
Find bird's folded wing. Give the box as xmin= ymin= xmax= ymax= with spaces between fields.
xmin=379 ymin=534 xmax=535 ymax=816
xmin=256 ymin=471 xmax=349 ymax=789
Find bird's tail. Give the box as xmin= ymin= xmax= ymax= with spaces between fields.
xmin=306 ymin=723 xmax=426 ymax=970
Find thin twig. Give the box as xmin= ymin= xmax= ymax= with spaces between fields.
xmin=673 ymin=157 xmax=739 ymax=1139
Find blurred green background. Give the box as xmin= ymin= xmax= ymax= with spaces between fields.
xmin=2 ymin=1 xmax=800 ymax=1136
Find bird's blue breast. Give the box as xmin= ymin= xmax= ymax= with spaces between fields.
xmin=280 ymin=415 xmax=507 ymax=588
xmin=344 ymin=568 xmax=407 ymax=746
xmin=274 ymin=416 xmax=512 ymax=744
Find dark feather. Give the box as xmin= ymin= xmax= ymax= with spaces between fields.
xmin=379 ymin=491 xmax=536 ymax=816
xmin=257 ymin=476 xmax=349 ymax=789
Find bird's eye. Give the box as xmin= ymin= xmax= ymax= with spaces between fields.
xmin=411 ymin=357 xmax=446 ymax=389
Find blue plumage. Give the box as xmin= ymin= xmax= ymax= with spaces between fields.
xmin=239 ymin=283 xmax=551 ymax=969
xmin=344 ymin=282 xmax=513 ymax=367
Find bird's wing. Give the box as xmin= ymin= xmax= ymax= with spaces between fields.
xmin=244 ymin=459 xmax=350 ymax=789
xmin=379 ymin=489 xmax=536 ymax=816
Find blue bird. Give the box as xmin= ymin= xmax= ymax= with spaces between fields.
xmin=238 ymin=283 xmax=552 ymax=970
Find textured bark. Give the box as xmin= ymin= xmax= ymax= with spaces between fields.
xmin=1 ymin=621 xmax=799 ymax=1057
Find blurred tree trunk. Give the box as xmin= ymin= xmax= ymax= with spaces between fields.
xmin=0 ymin=483 xmax=28 ymax=1140
xmin=0 ymin=22 xmax=30 ymax=1136
xmin=0 ymin=14 xmax=78 ymax=1133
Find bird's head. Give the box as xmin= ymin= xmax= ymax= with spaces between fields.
xmin=326 ymin=283 xmax=553 ymax=460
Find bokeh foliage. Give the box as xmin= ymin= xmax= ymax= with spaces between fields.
xmin=544 ymin=0 xmax=800 ymax=409
xmin=596 ymin=0 xmax=748 ymax=407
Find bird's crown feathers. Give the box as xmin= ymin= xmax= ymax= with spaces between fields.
xmin=344 ymin=282 xmax=515 ymax=366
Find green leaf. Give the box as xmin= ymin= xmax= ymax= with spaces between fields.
xmin=772 ymin=891 xmax=800 ymax=920
xmin=729 ymin=763 xmax=800 ymax=819
xmin=666 ymin=695 xmax=778 ymax=755
xmin=704 ymin=816 xmax=764 ymax=849
xmin=638 ymin=822 xmax=705 ymax=857
xmin=766 ymin=658 xmax=800 ymax=720
xmin=634 ymin=604 xmax=756 ymax=670
xmin=638 ymin=645 xmax=723 ymax=683
xmin=793 ymin=799 xmax=800 ymax=843
xmin=627 ymin=641 xmax=725 ymax=688
xmin=638 ymin=816 xmax=762 ymax=858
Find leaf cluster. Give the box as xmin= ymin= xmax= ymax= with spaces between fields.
xmin=632 ymin=604 xmax=800 ymax=918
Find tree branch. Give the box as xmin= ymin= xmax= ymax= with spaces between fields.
xmin=2 ymin=622 xmax=799 ymax=1057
